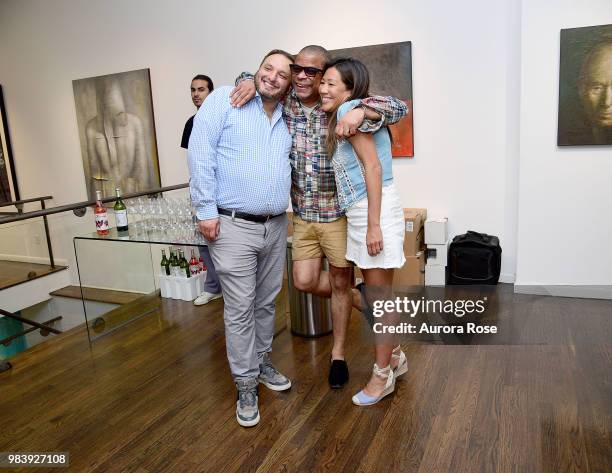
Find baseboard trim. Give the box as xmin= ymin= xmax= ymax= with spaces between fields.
xmin=513 ymin=284 xmax=612 ymax=300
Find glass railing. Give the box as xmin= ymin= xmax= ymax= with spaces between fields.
xmin=0 ymin=184 xmax=192 ymax=365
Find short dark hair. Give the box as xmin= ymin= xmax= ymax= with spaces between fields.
xmin=191 ymin=74 xmax=214 ymax=92
xmin=298 ymin=45 xmax=332 ymax=64
xmin=259 ymin=49 xmax=295 ymax=67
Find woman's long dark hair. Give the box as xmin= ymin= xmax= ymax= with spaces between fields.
xmin=324 ymin=58 xmax=370 ymax=156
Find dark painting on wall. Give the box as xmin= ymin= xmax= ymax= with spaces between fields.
xmin=331 ymin=41 xmax=414 ymax=157
xmin=0 ymin=85 xmax=20 ymax=206
xmin=73 ymin=69 xmax=161 ymax=200
xmin=558 ymin=24 xmax=612 ymax=146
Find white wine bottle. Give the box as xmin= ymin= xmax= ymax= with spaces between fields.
xmin=114 ymin=187 xmax=129 ymax=232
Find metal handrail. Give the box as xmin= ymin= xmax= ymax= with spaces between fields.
xmin=0 ymin=183 xmax=189 ymax=224
xmin=0 ymin=196 xmax=53 ymax=208
xmin=0 ymin=196 xmax=54 ymax=218
xmin=0 ymin=308 xmax=62 ymax=335
xmin=1 ymin=195 xmax=58 ymax=267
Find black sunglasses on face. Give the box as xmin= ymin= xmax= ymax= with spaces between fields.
xmin=289 ymin=64 xmax=323 ymax=77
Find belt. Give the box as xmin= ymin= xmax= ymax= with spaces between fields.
xmin=217 ymin=208 xmax=285 ymax=223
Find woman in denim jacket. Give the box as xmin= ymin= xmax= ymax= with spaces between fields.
xmin=319 ymin=58 xmax=408 ymax=406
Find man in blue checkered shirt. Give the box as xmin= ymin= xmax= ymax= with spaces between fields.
xmin=188 ymin=49 xmax=295 ymax=428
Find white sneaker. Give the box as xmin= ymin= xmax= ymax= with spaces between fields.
xmin=193 ymin=292 xmax=223 ymax=306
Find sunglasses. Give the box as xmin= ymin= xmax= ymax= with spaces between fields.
xmin=289 ymin=64 xmax=323 ymax=77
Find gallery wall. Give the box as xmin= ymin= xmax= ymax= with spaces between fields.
xmin=516 ymin=0 xmax=612 ymax=296
xmin=2 ymin=0 xmax=593 ymax=292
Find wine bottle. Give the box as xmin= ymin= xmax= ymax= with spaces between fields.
xmin=199 ymin=256 xmax=207 ymax=272
xmin=160 ymin=249 xmax=170 ymax=276
xmin=179 ymin=249 xmax=190 ymax=278
xmin=94 ymin=190 xmax=109 ymax=236
xmin=189 ymin=249 xmax=199 ymax=275
xmin=170 ymin=249 xmax=180 ymax=277
xmin=114 ymin=187 xmax=129 ymax=232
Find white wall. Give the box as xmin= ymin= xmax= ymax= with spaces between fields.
xmin=516 ymin=0 xmax=612 ymax=295
xmin=2 ymin=0 xmax=523 ymax=287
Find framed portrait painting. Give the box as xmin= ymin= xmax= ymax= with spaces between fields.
xmin=73 ymin=68 xmax=161 ymax=200
xmin=0 ymin=85 xmax=20 ymax=206
xmin=331 ymin=41 xmax=414 ymax=157
xmin=558 ymin=24 xmax=612 ymax=146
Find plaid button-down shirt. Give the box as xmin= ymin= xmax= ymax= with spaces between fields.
xmin=283 ymin=90 xmax=408 ymax=222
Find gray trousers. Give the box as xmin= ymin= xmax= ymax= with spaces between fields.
xmin=197 ymin=245 xmax=221 ymax=294
xmin=207 ymin=214 xmax=287 ymax=380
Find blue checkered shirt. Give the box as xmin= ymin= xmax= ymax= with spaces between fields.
xmin=188 ymin=86 xmax=292 ymax=221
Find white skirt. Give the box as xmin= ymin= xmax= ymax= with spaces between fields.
xmin=345 ymin=183 xmax=406 ymax=269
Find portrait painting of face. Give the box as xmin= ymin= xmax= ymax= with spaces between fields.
xmin=73 ymin=69 xmax=161 ymax=200
xmin=330 ymin=41 xmax=414 ymax=157
xmin=558 ymin=24 xmax=612 ymax=146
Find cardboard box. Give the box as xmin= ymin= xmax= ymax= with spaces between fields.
xmin=425 ymin=264 xmax=447 ymax=286
xmin=425 ymin=218 xmax=448 ymax=245
xmin=403 ymin=208 xmax=427 ymax=256
xmin=426 ymin=240 xmax=450 ymax=266
xmin=394 ymin=252 xmax=425 ymax=286
xmin=354 ymin=252 xmax=425 ymax=287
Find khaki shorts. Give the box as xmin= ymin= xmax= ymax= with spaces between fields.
xmin=291 ymin=215 xmax=351 ymax=268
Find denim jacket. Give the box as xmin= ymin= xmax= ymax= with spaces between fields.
xmin=332 ymin=100 xmax=394 ymax=210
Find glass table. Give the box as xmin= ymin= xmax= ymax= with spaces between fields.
xmin=73 ymin=225 xmax=207 ymax=343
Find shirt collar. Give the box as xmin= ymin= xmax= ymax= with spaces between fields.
xmin=254 ymin=91 xmax=283 ymax=123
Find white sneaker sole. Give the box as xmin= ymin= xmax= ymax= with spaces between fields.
xmin=193 ymin=293 xmax=222 ymax=306
xmin=259 ymin=378 xmax=292 ymax=391
xmin=237 ymin=411 xmax=260 ymax=427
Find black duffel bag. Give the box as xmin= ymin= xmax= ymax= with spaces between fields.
xmin=448 ymin=231 xmax=502 ymax=285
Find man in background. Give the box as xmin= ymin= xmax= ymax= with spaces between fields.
xmin=181 ymin=74 xmax=223 ymax=306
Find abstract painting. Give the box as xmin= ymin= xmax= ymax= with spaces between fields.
xmin=331 ymin=41 xmax=414 ymax=157
xmin=73 ymin=69 xmax=160 ymax=200
xmin=558 ymin=24 xmax=612 ymax=146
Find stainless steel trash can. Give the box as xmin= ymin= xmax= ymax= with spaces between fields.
xmin=286 ymin=237 xmax=332 ymax=337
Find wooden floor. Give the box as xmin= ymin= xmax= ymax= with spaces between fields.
xmin=0 ymin=260 xmax=67 ymax=290
xmin=0 ymin=284 xmax=610 ymax=472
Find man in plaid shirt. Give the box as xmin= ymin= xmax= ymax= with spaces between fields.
xmin=232 ymin=45 xmax=407 ymax=389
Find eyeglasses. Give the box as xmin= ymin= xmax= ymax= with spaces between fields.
xmin=289 ymin=64 xmax=323 ymax=77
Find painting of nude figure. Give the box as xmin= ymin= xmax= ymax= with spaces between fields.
xmin=331 ymin=41 xmax=414 ymax=157
xmin=73 ymin=69 xmax=160 ymax=200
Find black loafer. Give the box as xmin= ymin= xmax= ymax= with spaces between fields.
xmin=328 ymin=359 xmax=349 ymax=389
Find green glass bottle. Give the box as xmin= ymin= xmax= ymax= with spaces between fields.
xmin=170 ymin=249 xmax=180 ymax=277
xmin=160 ymin=249 xmax=170 ymax=276
xmin=114 ymin=187 xmax=129 ymax=232
xmin=179 ymin=249 xmax=190 ymax=278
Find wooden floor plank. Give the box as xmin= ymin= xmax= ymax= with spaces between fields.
xmin=0 ymin=284 xmax=610 ymax=472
